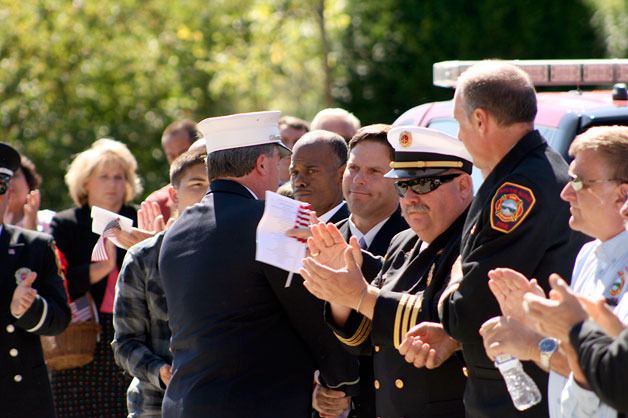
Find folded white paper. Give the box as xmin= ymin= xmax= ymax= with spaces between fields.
xmin=91 ymin=206 xmax=133 ymax=249
xmin=255 ymin=191 xmax=312 ymax=275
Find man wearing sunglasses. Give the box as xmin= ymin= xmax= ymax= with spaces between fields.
xmin=0 ymin=142 xmax=71 ymax=418
xmin=300 ymin=126 xmax=473 ymax=417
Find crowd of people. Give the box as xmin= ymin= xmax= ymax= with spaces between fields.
xmin=1 ymin=60 xmax=627 ymax=418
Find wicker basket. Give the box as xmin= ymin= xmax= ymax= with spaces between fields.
xmin=41 ymin=294 xmax=101 ymax=371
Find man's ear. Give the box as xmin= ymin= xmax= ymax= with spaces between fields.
xmin=616 ymin=183 xmax=628 ymax=209
xmin=255 ymin=153 xmax=271 ymax=175
xmin=473 ymin=108 xmax=490 ymax=135
xmin=167 ymin=185 xmax=178 ymax=206
xmin=456 ymin=173 xmax=474 ymax=200
xmin=336 ymin=163 xmax=346 ymax=182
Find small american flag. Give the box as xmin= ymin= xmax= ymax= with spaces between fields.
xmin=91 ymin=218 xmax=121 ymax=262
xmin=70 ymin=296 xmax=94 ymax=323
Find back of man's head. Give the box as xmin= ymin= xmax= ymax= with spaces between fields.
xmin=310 ymin=108 xmax=361 ymax=141
xmin=207 ymin=144 xmax=277 ymax=181
xmin=457 ymin=62 xmax=537 ymax=126
xmin=162 ymin=119 xmax=200 ymax=164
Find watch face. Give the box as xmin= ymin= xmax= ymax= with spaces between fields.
xmin=540 ymin=338 xmax=558 ymax=352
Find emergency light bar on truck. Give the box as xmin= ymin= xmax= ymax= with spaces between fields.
xmin=433 ymin=59 xmax=628 ymax=88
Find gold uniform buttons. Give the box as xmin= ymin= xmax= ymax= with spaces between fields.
xmin=374 ymin=379 xmax=380 ymax=390
xmin=395 ymin=378 xmax=404 ymax=389
xmin=374 ymin=345 xmax=380 ymax=352
xmin=6 ymin=324 xmax=15 ymax=333
xmin=9 ymin=348 xmax=18 ymax=357
xmin=13 ymin=374 xmax=22 ymax=383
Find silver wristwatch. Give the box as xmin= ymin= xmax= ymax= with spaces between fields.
xmin=538 ymin=337 xmax=558 ymax=370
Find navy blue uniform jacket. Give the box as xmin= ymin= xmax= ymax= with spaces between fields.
xmin=442 ymin=131 xmax=589 ymax=418
xmin=159 ymin=180 xmax=359 ymax=418
xmin=1 ymin=225 xmax=71 ymax=418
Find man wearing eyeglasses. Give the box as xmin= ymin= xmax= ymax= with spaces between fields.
xmin=0 ymin=142 xmax=71 ymax=418
xmin=299 ymin=126 xmax=472 ymax=417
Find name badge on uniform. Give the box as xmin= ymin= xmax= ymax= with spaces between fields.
xmin=15 ymin=267 xmax=32 ymax=285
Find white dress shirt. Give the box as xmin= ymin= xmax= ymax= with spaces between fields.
xmin=548 ymin=230 xmax=628 ymax=418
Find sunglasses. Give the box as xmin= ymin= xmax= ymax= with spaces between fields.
xmin=0 ymin=174 xmax=10 ymax=195
xmin=569 ymin=174 xmax=625 ymax=192
xmin=394 ymin=174 xmax=461 ymax=197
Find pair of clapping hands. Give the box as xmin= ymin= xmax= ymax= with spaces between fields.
xmin=289 ymin=221 xmax=461 ymax=417
xmin=109 ymin=201 xmax=176 ymax=250
xmin=479 ymin=268 xmax=626 ymax=364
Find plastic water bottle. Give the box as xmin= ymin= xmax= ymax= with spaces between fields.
xmin=495 ymin=354 xmax=542 ymax=411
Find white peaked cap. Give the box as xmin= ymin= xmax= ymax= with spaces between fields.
xmin=385 ymin=126 xmax=473 ymax=179
xmin=198 ymin=111 xmax=290 ymax=155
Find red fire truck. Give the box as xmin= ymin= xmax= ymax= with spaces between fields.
xmin=393 ymin=59 xmax=628 ymax=188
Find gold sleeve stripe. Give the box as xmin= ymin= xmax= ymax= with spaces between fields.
xmin=334 ymin=317 xmax=372 ymax=347
xmin=393 ymin=294 xmax=411 ymax=349
xmin=408 ymin=294 xmax=424 ymax=331
xmin=400 ymin=295 xmax=418 ymax=345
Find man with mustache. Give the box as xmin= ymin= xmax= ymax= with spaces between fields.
xmin=300 ymin=126 xmax=472 ymax=417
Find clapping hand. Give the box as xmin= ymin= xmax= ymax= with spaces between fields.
xmin=300 ymin=238 xmax=366 ymax=309
xmin=488 ymin=268 xmax=545 ymax=324
xmin=523 ymin=274 xmax=588 ymax=342
xmin=22 ymin=189 xmax=41 ymax=231
xmin=398 ymin=322 xmax=460 ymax=369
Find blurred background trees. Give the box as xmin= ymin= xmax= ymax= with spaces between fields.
xmin=0 ymin=0 xmax=623 ymax=210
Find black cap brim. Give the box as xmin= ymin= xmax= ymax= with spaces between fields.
xmin=0 ymin=142 xmax=21 ymax=176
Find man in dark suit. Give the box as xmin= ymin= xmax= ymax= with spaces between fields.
xmin=337 ymin=124 xmax=408 ymax=257
xmin=0 ymin=142 xmax=71 ymax=418
xmin=300 ymin=126 xmax=473 ymax=417
xmin=159 ymin=111 xmax=360 ymax=418
xmin=290 ymin=129 xmax=350 ymax=224
xmin=316 ymin=124 xmax=408 ymax=417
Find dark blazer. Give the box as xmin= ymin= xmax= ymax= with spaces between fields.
xmin=50 ymin=205 xmax=137 ymax=307
xmin=328 ymin=211 xmax=468 ymax=418
xmin=327 ymin=201 xmax=350 ymax=224
xmin=442 ymin=131 xmax=590 ymax=417
xmin=336 ymin=206 xmax=409 ymax=418
xmin=336 ymin=206 xmax=409 ymax=258
xmin=159 ymin=180 xmax=359 ymax=418
xmin=570 ymin=320 xmax=628 ymax=413
xmin=0 ymin=225 xmax=71 ymax=418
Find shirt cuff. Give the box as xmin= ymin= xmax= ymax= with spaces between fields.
xmin=560 ymin=373 xmax=601 ymax=418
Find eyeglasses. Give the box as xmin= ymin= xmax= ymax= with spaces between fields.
xmin=0 ymin=174 xmax=10 ymax=195
xmin=569 ymin=174 xmax=626 ymax=192
xmin=394 ymin=174 xmax=461 ymax=197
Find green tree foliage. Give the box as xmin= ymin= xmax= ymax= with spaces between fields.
xmin=0 ymin=0 xmax=339 ymax=210
xmin=337 ymin=0 xmax=607 ymax=125
xmin=0 ymin=0 xmax=620 ymax=211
